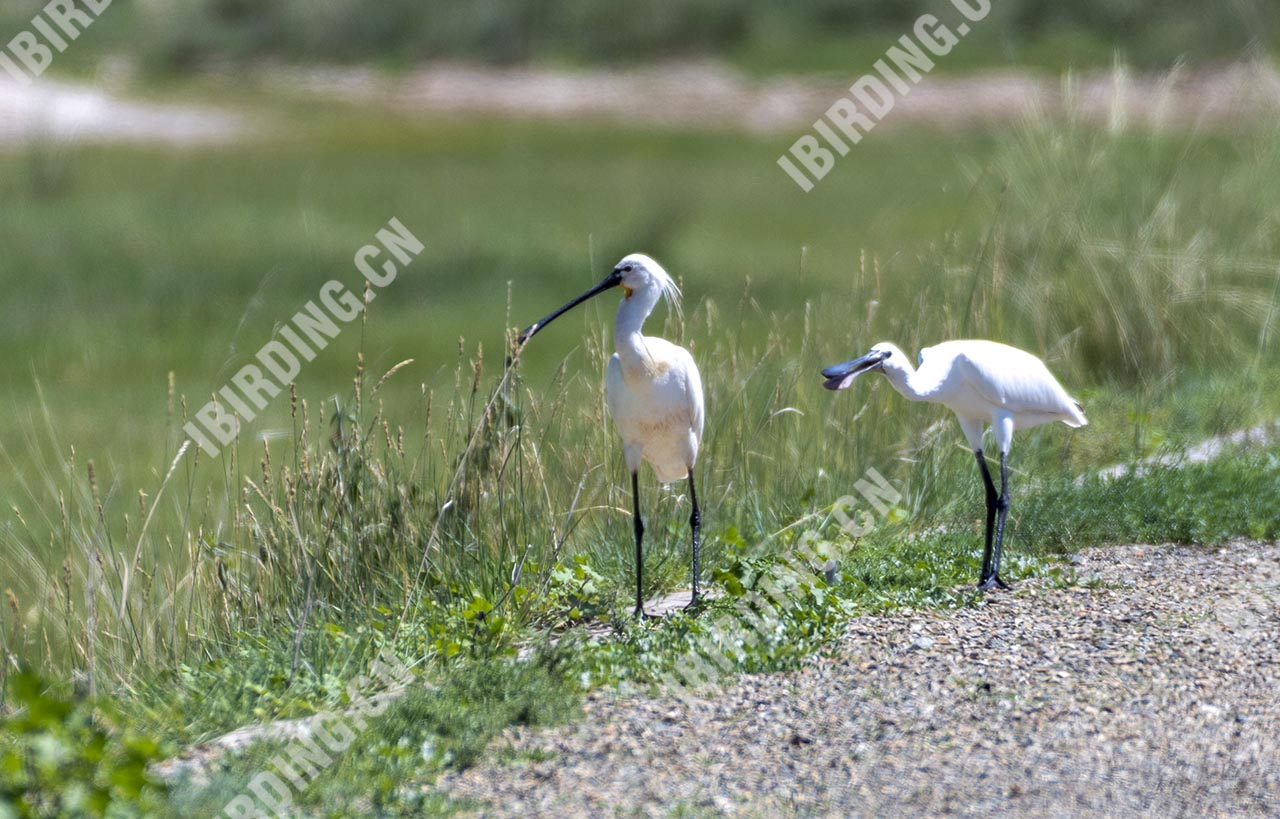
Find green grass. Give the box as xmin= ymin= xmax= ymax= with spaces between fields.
xmin=1 ymin=82 xmax=1280 ymax=814
xmin=1022 ymin=453 xmax=1280 ymax=549
xmin=158 ymin=649 xmax=579 ymax=817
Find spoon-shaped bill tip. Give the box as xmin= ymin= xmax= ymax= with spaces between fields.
xmin=822 ymin=372 xmax=858 ymax=391
xmin=820 ymin=350 xmax=888 ymax=390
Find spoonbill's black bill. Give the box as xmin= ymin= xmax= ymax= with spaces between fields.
xmin=822 ymin=349 xmax=890 ymax=390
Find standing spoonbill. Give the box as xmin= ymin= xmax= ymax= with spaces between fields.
xmin=518 ymin=254 xmax=704 ymax=617
xmin=821 ymin=340 xmax=1086 ymax=590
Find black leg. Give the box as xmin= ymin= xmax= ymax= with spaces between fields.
xmin=685 ymin=468 xmax=702 ymax=610
xmin=974 ymin=450 xmax=998 ymax=587
xmin=632 ymin=471 xmax=645 ymax=617
xmin=989 ymin=452 xmax=1011 ymax=589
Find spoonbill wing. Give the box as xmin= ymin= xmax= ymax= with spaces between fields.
xmin=951 ymin=342 xmax=1087 ymax=427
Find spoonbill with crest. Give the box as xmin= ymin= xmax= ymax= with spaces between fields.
xmin=821 ymin=340 xmax=1086 ymax=590
xmin=518 ymin=254 xmax=704 ymax=616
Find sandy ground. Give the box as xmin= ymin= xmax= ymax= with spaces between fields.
xmin=4 ymin=60 xmax=1279 ymax=149
xmin=0 ymin=75 xmax=242 ymax=146
xmin=268 ymin=60 xmax=1280 ymax=133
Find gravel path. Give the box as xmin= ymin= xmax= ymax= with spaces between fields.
xmin=441 ymin=541 xmax=1280 ymax=818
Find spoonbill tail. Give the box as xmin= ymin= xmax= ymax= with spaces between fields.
xmin=821 ymin=340 xmax=1086 ymax=590
xmin=519 ymin=254 xmax=704 ymax=616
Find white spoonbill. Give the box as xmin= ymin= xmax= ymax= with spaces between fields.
xmin=518 ymin=254 xmax=704 ymax=616
xmin=821 ymin=340 xmax=1086 ymax=590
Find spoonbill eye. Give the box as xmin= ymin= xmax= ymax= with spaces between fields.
xmin=623 ymin=265 xmax=634 ymax=273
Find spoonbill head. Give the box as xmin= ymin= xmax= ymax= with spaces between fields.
xmin=822 ymin=339 xmax=1086 ymax=590
xmin=519 ymin=253 xmax=680 ymax=345
xmin=518 ymin=254 xmax=704 ymax=617
xmin=821 ymin=341 xmax=907 ymax=391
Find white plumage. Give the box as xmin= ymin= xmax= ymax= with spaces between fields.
xmin=823 ymin=339 xmax=1086 ymax=589
xmin=606 ymin=257 xmax=703 ymax=484
xmin=519 ymin=254 xmax=704 ymax=616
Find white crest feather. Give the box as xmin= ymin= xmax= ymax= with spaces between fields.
xmin=622 ymin=252 xmax=683 ymax=323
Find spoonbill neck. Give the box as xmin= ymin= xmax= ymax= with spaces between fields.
xmin=881 ymin=362 xmax=937 ymax=402
xmin=614 ymin=287 xmax=662 ymax=351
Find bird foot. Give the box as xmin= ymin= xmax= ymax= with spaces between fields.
xmin=977 ymin=575 xmax=1011 ymax=592
xmin=682 ymin=593 xmax=703 ymax=613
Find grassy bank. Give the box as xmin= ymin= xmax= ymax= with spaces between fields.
xmin=1 ymin=90 xmax=1279 ymax=813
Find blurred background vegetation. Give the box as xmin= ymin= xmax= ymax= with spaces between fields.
xmin=2 ymin=0 xmax=1280 ymax=813
xmin=0 ymin=0 xmax=1276 ymax=73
